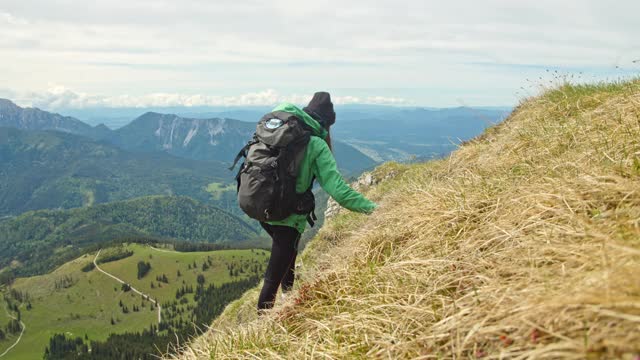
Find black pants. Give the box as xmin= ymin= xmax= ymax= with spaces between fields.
xmin=258 ymin=222 xmax=300 ymax=311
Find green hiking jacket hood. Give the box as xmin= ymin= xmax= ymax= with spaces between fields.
xmin=272 ymin=103 xmax=328 ymax=140
xmin=266 ymin=103 xmax=377 ymax=234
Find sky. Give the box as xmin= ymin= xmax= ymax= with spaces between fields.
xmin=0 ymin=0 xmax=639 ymax=109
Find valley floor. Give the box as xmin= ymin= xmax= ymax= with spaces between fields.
xmin=0 ymin=244 xmax=268 ymax=359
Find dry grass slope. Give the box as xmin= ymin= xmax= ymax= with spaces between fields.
xmin=176 ymin=79 xmax=640 ymax=359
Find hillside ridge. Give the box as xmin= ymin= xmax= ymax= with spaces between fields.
xmin=0 ymin=98 xmax=109 ymax=139
xmin=177 ymin=79 xmax=640 ymax=359
xmin=0 ymin=195 xmax=258 ymax=277
xmin=0 ymin=126 xmax=233 ymax=216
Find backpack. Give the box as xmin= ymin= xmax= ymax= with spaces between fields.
xmin=229 ymin=111 xmax=317 ymax=226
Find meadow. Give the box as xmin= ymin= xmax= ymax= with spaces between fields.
xmin=0 ymin=243 xmax=268 ymax=359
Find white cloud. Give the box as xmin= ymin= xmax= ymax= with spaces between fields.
xmin=0 ymin=11 xmax=28 ymax=25
xmin=13 ymin=86 xmax=410 ymax=109
xmin=0 ymin=1 xmax=639 ymax=106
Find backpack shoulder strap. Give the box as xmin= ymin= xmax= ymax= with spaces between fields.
xmin=305 ymin=176 xmax=317 ymax=227
xmin=229 ymin=135 xmax=258 ymax=171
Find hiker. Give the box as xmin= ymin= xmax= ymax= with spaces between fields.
xmin=231 ymin=92 xmax=377 ymax=311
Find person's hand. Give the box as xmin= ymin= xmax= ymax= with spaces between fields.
xmin=365 ymin=203 xmax=379 ymax=214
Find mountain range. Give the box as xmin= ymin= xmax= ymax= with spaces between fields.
xmin=109 ymin=112 xmax=253 ymax=162
xmin=0 ymin=126 xmax=230 ymax=216
xmin=0 ymin=98 xmax=111 ymax=139
xmin=0 ymin=99 xmax=380 ymax=175
xmin=0 ymin=97 xmax=507 ymax=221
xmin=330 ymin=107 xmax=507 ymax=161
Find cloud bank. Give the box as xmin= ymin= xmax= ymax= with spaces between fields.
xmin=1 ymin=0 xmax=639 ymax=106
xmin=13 ymin=86 xmax=410 ymax=109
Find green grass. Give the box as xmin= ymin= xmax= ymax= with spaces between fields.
xmin=0 ymin=244 xmax=269 ymax=359
xmin=0 ymin=303 xmax=11 ymax=324
xmin=205 ymin=182 xmax=236 ymax=201
xmin=99 ymin=244 xmax=268 ymax=301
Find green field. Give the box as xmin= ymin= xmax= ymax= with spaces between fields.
xmin=205 ymin=182 xmax=236 ymax=201
xmin=0 ymin=303 xmax=11 ymax=325
xmin=0 ymin=244 xmax=269 ymax=359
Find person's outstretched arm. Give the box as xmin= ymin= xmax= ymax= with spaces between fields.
xmin=312 ymin=139 xmax=377 ymax=214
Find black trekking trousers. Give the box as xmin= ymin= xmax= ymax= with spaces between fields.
xmin=258 ymin=222 xmax=300 ymax=311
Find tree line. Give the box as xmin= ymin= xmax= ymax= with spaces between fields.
xmin=0 ymin=196 xmax=258 ymax=278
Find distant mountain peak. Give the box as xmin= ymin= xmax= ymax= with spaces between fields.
xmin=109 ymin=111 xmax=253 ymax=162
xmin=0 ymin=98 xmax=115 ymax=140
xmin=138 ymin=111 xmax=169 ymax=118
xmin=0 ymin=98 xmax=20 ymax=110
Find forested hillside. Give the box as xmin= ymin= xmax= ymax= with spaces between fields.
xmin=109 ymin=112 xmax=253 ymax=162
xmin=179 ymin=80 xmax=640 ymax=359
xmin=0 ymin=127 xmax=230 ymax=216
xmin=0 ymin=196 xmax=258 ymax=277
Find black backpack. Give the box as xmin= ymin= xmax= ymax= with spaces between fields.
xmin=230 ymin=111 xmax=317 ymax=225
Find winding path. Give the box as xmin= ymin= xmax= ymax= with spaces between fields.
xmin=93 ymin=250 xmax=162 ymax=324
xmin=149 ymin=246 xmax=181 ymax=254
xmin=0 ymin=303 xmax=25 ymax=358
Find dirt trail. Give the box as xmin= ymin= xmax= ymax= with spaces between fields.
xmin=149 ymin=246 xmax=182 ymax=254
xmin=93 ymin=250 xmax=162 ymax=323
xmin=0 ymin=304 xmax=25 ymax=358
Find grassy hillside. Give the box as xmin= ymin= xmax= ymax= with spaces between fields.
xmin=0 ymin=244 xmax=269 ymax=359
xmin=177 ymin=79 xmax=640 ymax=359
xmin=0 ymin=195 xmax=258 ymax=277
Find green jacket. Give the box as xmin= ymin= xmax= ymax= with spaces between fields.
xmin=266 ymin=103 xmax=377 ymax=234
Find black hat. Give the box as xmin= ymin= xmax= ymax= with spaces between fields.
xmin=303 ymin=91 xmax=336 ymax=128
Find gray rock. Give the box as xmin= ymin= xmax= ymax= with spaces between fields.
xmin=324 ymin=170 xmax=393 ymax=220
